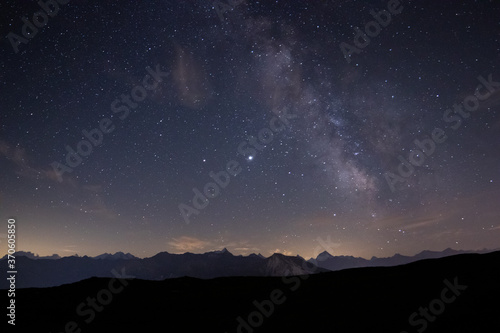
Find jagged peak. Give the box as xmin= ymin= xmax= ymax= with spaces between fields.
xmin=204 ymin=248 xmax=233 ymax=255
xmin=0 ymin=251 xmax=61 ymax=260
xmin=94 ymin=252 xmax=137 ymax=260
xmin=316 ymin=251 xmax=333 ymax=260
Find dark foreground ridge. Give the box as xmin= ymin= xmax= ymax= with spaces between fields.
xmin=4 ymin=251 xmax=500 ymax=332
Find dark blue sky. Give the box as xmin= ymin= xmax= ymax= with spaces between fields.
xmin=1 ymin=0 xmax=499 ymax=259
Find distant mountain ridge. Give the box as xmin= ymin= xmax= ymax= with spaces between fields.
xmin=310 ymin=247 xmax=499 ymax=271
xmin=1 ymin=247 xmax=497 ymax=289
xmin=0 ymin=251 xmax=61 ymax=260
xmin=93 ymin=251 xmax=138 ymax=260
xmin=0 ymin=248 xmax=328 ymax=289
xmin=5 ymin=247 xmax=496 ymax=261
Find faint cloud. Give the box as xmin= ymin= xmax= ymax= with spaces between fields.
xmin=0 ymin=140 xmax=77 ymax=186
xmin=403 ymin=217 xmax=444 ymax=230
xmin=234 ymin=247 xmax=258 ymax=251
xmin=371 ymin=214 xmax=447 ymax=231
xmin=168 ymin=236 xmax=213 ymax=253
xmin=0 ymin=140 xmax=117 ymax=219
xmin=233 ymin=247 xmax=261 ymax=254
xmin=57 ymin=245 xmax=79 ymax=256
xmin=172 ymin=44 xmax=212 ymax=109
xmin=272 ymin=248 xmax=294 ymax=256
xmin=425 ymin=228 xmax=467 ymax=241
xmin=82 ymin=184 xmax=103 ymax=192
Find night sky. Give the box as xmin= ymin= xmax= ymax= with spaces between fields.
xmin=1 ymin=0 xmax=499 ymax=259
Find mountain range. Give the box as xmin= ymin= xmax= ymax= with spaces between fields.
xmin=310 ymin=247 xmax=498 ymax=271
xmin=0 ymin=248 xmax=328 ymax=289
xmin=1 ymin=247 xmax=497 ymax=289
xmin=6 ymin=250 xmax=500 ymax=332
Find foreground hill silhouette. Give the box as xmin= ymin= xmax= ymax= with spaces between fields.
xmin=5 ymin=251 xmax=500 ymax=332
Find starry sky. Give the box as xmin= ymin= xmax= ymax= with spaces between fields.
xmin=1 ymin=0 xmax=499 ymax=260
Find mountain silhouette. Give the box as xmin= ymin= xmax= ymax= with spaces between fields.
xmin=0 ymin=250 xmax=60 ymax=260
xmin=93 ymin=252 xmax=138 ymax=260
xmin=0 ymin=249 xmax=328 ymax=288
xmin=5 ymin=251 xmax=500 ymax=332
xmin=311 ymin=247 xmax=498 ymax=271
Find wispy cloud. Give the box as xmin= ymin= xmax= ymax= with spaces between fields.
xmin=234 ymin=247 xmax=261 ymax=252
xmin=168 ymin=236 xmax=213 ymax=253
xmin=172 ymin=44 xmax=212 ymax=109
xmin=370 ymin=213 xmax=450 ymax=231
xmin=272 ymin=248 xmax=294 ymax=256
xmin=0 ymin=140 xmax=118 ymax=219
xmin=167 ymin=237 xmax=263 ymax=255
xmin=0 ymin=140 xmax=69 ymax=184
xmin=55 ymin=245 xmax=79 ymax=255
